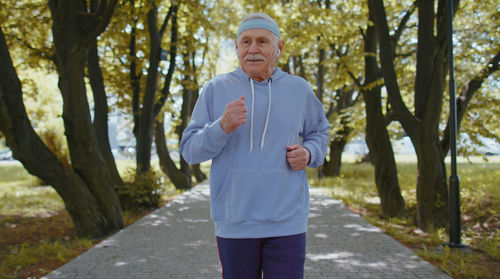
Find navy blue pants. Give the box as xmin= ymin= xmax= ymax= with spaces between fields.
xmin=216 ymin=233 xmax=306 ymax=279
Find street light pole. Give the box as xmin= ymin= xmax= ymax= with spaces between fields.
xmin=446 ymin=0 xmax=466 ymax=249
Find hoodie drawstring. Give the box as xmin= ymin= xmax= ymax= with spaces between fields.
xmin=249 ymin=78 xmax=272 ymax=152
xmin=261 ymin=79 xmax=272 ymax=150
xmin=249 ymin=79 xmax=255 ymax=152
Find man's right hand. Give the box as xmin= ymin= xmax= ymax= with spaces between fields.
xmin=220 ymin=95 xmax=247 ymax=134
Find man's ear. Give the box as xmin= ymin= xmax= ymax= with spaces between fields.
xmin=277 ymin=40 xmax=284 ymax=57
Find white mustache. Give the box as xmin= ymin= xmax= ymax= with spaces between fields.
xmin=244 ymin=54 xmax=266 ymax=61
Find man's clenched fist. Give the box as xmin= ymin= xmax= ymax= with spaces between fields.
xmin=286 ymin=144 xmax=310 ymax=170
xmin=220 ymin=96 xmax=247 ymax=134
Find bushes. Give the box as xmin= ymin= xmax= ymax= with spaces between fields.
xmin=116 ymin=169 xmax=163 ymax=211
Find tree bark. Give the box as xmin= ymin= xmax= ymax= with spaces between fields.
xmin=362 ymin=0 xmax=406 ymax=217
xmin=87 ymin=41 xmax=123 ymax=188
xmin=49 ymin=0 xmax=123 ymax=231
xmin=0 ymin=26 xmax=112 ymax=238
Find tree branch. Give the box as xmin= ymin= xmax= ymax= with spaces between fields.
xmin=392 ymin=1 xmax=416 ymax=48
xmin=159 ymin=3 xmax=175 ymax=39
xmin=440 ymin=50 xmax=500 ymax=156
xmin=87 ymin=0 xmax=119 ymax=41
xmin=154 ymin=4 xmax=179 ymax=118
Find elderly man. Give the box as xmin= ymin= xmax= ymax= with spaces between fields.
xmin=180 ymin=12 xmax=329 ymax=278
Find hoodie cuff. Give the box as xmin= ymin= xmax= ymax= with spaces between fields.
xmin=211 ymin=117 xmax=232 ymax=142
xmin=302 ymin=142 xmax=316 ymax=167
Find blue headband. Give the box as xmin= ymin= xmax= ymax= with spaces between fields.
xmin=237 ymin=18 xmax=281 ymax=39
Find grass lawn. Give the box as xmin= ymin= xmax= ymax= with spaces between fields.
xmin=0 ymin=156 xmax=499 ymax=278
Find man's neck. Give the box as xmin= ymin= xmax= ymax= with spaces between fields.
xmin=245 ymin=68 xmax=275 ymax=82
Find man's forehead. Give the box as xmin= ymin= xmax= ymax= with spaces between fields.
xmin=238 ymin=28 xmax=274 ymax=40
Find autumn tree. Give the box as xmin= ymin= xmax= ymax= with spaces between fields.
xmin=0 ymin=0 xmax=123 ymax=238
xmin=101 ymin=0 xmax=232 ymax=188
xmin=370 ymin=0 xmax=498 ymax=229
xmin=99 ymin=0 xmax=190 ymax=188
xmin=154 ymin=0 xmax=212 ymax=188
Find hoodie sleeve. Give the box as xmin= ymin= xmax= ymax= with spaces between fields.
xmin=301 ymin=88 xmax=330 ymax=168
xmin=179 ymin=83 xmax=231 ymax=165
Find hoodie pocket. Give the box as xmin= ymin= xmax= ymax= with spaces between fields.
xmin=215 ymin=169 xmax=306 ymax=223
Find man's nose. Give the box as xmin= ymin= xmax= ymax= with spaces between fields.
xmin=248 ymin=41 xmax=258 ymax=53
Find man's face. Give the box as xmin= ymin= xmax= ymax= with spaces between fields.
xmin=235 ymin=28 xmax=283 ymax=81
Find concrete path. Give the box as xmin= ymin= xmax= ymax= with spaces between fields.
xmin=44 ymin=182 xmax=451 ymax=279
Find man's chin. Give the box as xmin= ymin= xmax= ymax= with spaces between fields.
xmin=244 ymin=68 xmax=263 ymax=75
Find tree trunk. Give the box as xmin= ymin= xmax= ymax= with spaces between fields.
xmin=370 ymin=0 xmax=450 ymax=229
xmin=87 ymin=41 xmax=123 ymax=188
xmin=0 ymin=27 xmax=112 ymax=238
xmin=317 ymin=47 xmax=326 ymax=102
xmin=136 ymin=6 xmax=161 ymax=173
xmin=154 ymin=115 xmax=191 ymax=189
xmin=322 ymin=141 xmax=342 ymax=177
xmin=294 ymin=55 xmax=306 ymax=79
xmin=49 ymin=0 xmax=123 ymax=232
xmin=363 ymin=0 xmax=406 ymax=217
xmin=129 ymin=23 xmax=141 ymax=140
xmin=136 ymin=3 xmax=178 ymax=174
xmin=192 ymin=164 xmax=207 ymax=182
xmin=412 ymin=0 xmax=450 ymax=229
xmin=322 ymin=117 xmax=351 ymax=176
xmin=322 ymin=86 xmax=357 ymax=177
xmin=365 ymin=119 xmax=407 ymax=217
xmin=176 ymin=50 xmax=207 ymax=183
xmin=414 ymin=131 xmax=448 ymax=229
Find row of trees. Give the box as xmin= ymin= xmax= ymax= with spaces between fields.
xmin=0 ymin=0 xmax=498 ymax=238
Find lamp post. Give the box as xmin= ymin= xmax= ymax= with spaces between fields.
xmin=446 ymin=0 xmax=466 ymax=249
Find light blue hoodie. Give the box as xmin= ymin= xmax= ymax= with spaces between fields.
xmin=180 ymin=67 xmax=330 ymax=238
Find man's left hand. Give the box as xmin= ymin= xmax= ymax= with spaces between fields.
xmin=286 ymin=144 xmax=310 ymax=170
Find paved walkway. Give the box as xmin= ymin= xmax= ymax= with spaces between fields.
xmin=44 ymin=182 xmax=451 ymax=279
